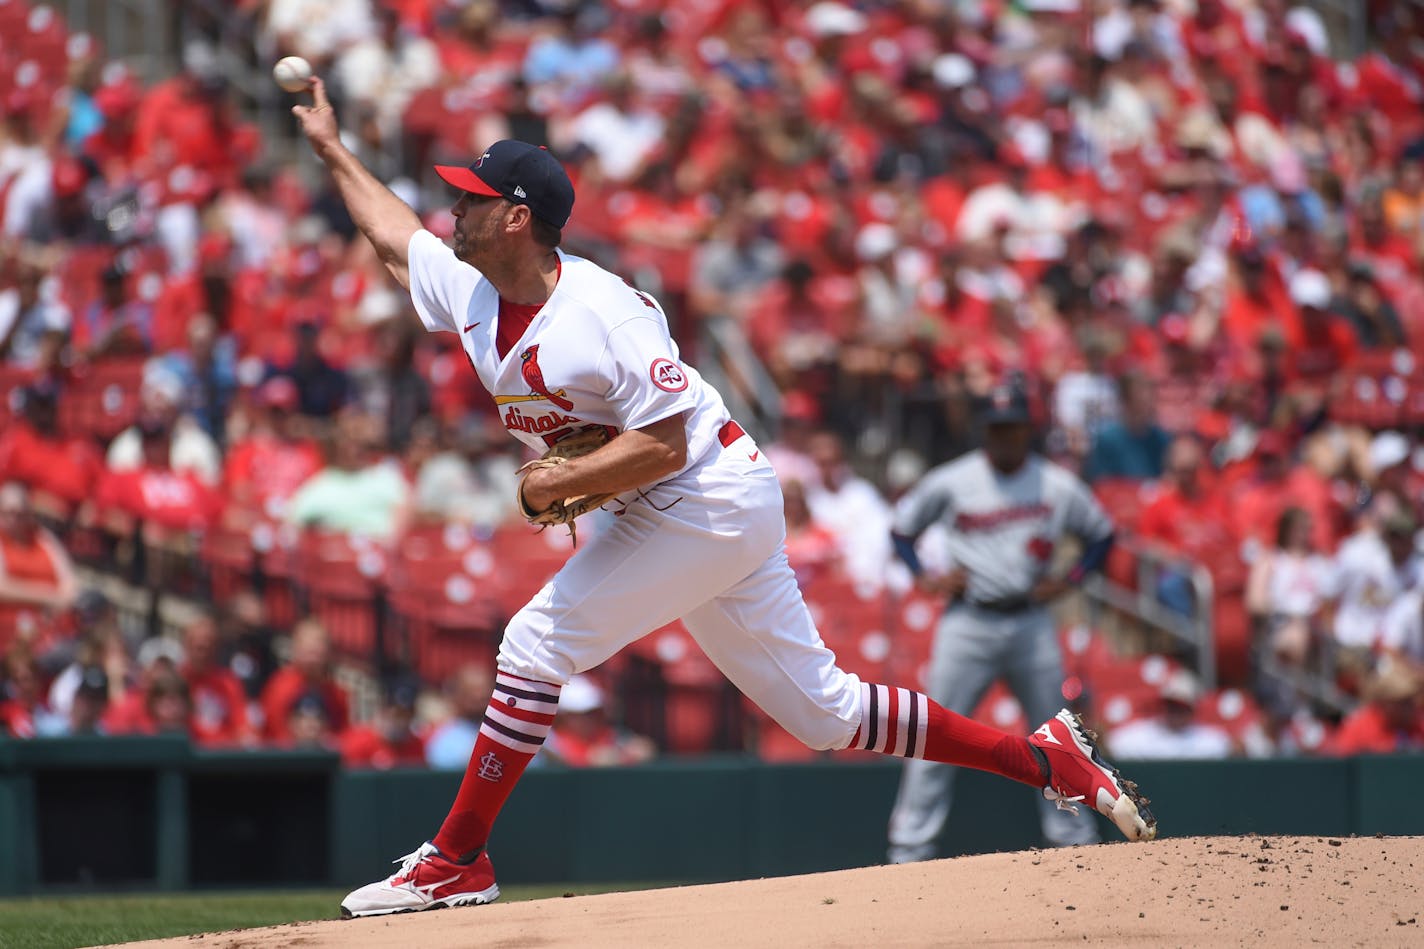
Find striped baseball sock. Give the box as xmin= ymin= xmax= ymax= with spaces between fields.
xmin=432 ymin=671 xmax=561 ymax=862
xmin=848 ymin=683 xmax=1048 ymax=787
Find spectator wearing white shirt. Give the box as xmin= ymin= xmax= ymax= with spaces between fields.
xmin=1246 ymin=507 xmax=1334 ymax=668
xmin=1381 ymin=589 xmax=1424 ymax=667
xmin=567 ymin=73 xmax=665 ymax=184
xmin=0 ymin=256 xmax=71 ymax=370
xmin=106 ymin=360 xmax=222 ymax=486
xmin=334 ymin=5 xmax=440 ymax=148
xmin=1330 ymin=498 xmax=1419 ymax=653
xmin=264 ymin=0 xmax=374 ymax=68
xmin=1107 ymin=671 xmax=1234 ymax=760
xmin=804 ymin=429 xmax=892 ymax=589
xmin=1053 ymin=333 xmax=1120 ymax=459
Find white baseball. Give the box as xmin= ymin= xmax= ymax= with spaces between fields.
xmin=272 ymin=56 xmax=313 ymax=93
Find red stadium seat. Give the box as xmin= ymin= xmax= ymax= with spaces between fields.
xmin=1211 ymin=594 xmax=1253 ymax=688
xmin=57 ymin=357 xmax=145 ymax=442
xmin=1093 ymin=478 xmax=1154 ymax=534
xmin=386 ymin=535 xmax=504 ymax=682
xmin=291 ymin=531 xmax=386 ymax=661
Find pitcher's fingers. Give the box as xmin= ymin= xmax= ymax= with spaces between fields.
xmin=309 ymin=76 xmax=329 ymax=108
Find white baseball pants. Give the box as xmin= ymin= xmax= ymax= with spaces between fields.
xmin=496 ymin=426 xmax=863 ymax=751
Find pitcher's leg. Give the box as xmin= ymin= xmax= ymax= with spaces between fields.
xmin=439 ymin=504 xmax=779 ymax=863
xmin=887 ymin=610 xmax=1002 ymax=862
xmin=680 ymin=553 xmax=1048 ymax=790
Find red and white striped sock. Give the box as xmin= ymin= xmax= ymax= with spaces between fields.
xmin=849 ymin=682 xmax=1047 ymax=787
xmin=432 ymin=671 xmax=561 ymax=862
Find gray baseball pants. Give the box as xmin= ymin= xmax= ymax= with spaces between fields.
xmin=886 ymin=602 xmax=1097 ymax=862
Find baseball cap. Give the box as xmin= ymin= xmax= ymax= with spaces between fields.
xmin=558 ymin=675 xmax=605 ymax=714
xmin=256 ymin=376 xmax=299 ymax=411
xmin=982 ymin=383 xmax=1031 ymax=425
xmin=434 ymin=141 xmax=575 ymax=229
xmin=1288 ymin=269 xmax=1331 ymax=309
xmin=1160 ymin=669 xmax=1200 ymax=707
xmin=1368 ymin=430 xmax=1410 ymax=473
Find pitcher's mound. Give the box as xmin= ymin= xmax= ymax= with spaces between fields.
xmin=111 ymin=835 xmax=1424 ymax=948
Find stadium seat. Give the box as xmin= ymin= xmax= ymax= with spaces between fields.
xmin=292 ymin=531 xmax=385 ymax=662
xmin=57 ymin=357 xmax=145 ymax=442
xmin=386 ymin=540 xmax=503 ymax=683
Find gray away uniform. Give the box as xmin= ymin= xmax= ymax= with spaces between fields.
xmin=887 ymin=449 xmax=1114 ymax=861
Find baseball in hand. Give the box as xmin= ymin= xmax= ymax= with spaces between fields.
xmin=273 ymin=56 xmax=313 ymax=93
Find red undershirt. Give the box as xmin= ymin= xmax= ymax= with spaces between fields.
xmin=495 ymin=259 xmax=560 ymax=360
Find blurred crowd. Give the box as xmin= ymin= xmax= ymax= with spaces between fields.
xmin=2 ymin=0 xmax=1424 ymax=759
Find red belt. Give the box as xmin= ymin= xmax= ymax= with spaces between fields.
xmin=717 ymin=420 xmax=746 ymax=447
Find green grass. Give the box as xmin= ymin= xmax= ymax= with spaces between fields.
xmin=0 ymin=883 xmax=656 ymax=949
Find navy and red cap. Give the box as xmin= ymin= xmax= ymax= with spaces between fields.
xmin=435 ymin=140 xmax=575 ymax=229
xmin=982 ymin=383 xmax=1032 ymax=425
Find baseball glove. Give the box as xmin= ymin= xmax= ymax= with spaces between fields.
xmin=516 ymin=428 xmax=615 ymax=544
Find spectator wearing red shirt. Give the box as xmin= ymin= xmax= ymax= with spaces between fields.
xmin=221 ymin=377 xmax=324 ymax=522
xmin=96 ymin=418 xmax=222 ymax=537
xmin=180 ymin=612 xmax=253 ymax=747
xmin=0 ymin=482 xmax=79 ymax=645
xmin=543 ymin=676 xmax=655 ymax=768
xmin=1327 ymin=663 xmax=1424 ymax=756
xmin=782 ymin=479 xmax=840 ymax=590
xmin=84 ymin=80 xmax=144 ymax=182
xmin=1220 ymin=245 xmax=1292 ymax=352
xmin=341 ymin=679 xmax=427 ymax=769
xmin=1139 ymin=436 xmax=1236 ymax=558
xmin=1139 ymin=435 xmax=1241 ymax=614
xmin=132 ymin=48 xmax=251 ymax=186
xmin=1231 ymin=430 xmax=1295 ymax=552
xmin=0 ymin=382 xmax=101 ymax=519
xmin=1283 ymin=269 xmax=1357 ymax=388
xmin=260 ymin=616 xmax=350 ymax=743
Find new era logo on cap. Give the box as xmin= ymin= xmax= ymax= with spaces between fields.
xmin=435 ymin=141 xmax=575 ymax=229
xmin=983 ymin=383 xmax=1031 ymax=424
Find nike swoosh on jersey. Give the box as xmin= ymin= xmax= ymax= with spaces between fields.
xmin=749 ymin=451 xmax=759 ymax=461
xmin=463 ymin=322 xmax=481 ymax=332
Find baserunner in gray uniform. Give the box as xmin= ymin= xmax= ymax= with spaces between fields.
xmin=887 ymin=383 xmax=1116 ymax=861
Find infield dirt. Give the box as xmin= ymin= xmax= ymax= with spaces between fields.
xmin=108 ymin=835 xmax=1424 ymax=948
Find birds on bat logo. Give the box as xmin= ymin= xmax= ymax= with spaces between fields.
xmin=517 ymin=344 xmax=574 ymax=411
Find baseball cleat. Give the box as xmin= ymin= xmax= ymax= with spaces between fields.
xmin=340 ymin=841 xmax=500 ymax=918
xmin=1028 ymin=709 xmax=1157 ymax=842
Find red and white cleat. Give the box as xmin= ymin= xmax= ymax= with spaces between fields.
xmin=1029 ymin=709 xmax=1158 ymax=842
xmin=340 ymin=842 xmax=500 ymax=918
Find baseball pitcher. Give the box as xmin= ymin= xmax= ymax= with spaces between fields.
xmin=286 ymin=77 xmax=1154 ymax=919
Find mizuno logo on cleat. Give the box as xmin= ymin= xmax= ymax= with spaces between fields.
xmin=1033 ymin=723 xmax=1061 ymax=745
xmin=410 ymin=875 xmax=460 ymax=899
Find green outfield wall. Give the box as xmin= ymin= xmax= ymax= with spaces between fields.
xmin=2 ymin=740 xmax=1421 ymax=895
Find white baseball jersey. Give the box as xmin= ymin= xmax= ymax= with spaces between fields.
xmin=401 ymin=229 xmax=865 ymax=750
xmin=406 ymin=229 xmax=730 ymax=486
xmin=1329 ymin=530 xmax=1417 ymax=649
xmin=892 ymin=450 xmax=1113 ymax=604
